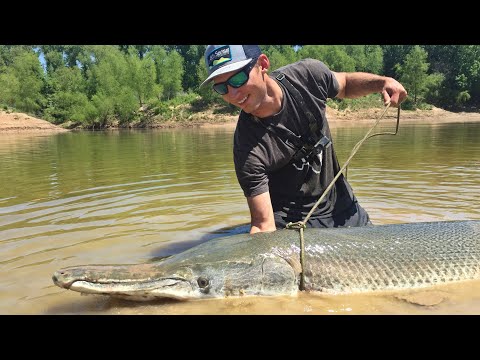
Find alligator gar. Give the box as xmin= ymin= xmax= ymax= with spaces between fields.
xmin=52 ymin=220 xmax=480 ymax=301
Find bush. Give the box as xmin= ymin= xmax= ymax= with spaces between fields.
xmin=396 ymin=97 xmax=433 ymax=110
xmin=399 ymin=97 xmax=416 ymax=110
xmin=329 ymin=93 xmax=384 ymax=111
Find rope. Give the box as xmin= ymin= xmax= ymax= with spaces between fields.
xmin=287 ymin=103 xmax=401 ymax=290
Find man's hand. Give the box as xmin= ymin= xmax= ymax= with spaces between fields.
xmin=382 ymin=77 xmax=408 ymax=107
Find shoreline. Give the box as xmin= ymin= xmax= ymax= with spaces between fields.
xmin=2 ymin=107 xmax=480 ymax=133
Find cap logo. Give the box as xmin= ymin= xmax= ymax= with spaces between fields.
xmin=207 ymin=45 xmax=232 ymax=70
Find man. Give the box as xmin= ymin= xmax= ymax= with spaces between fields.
xmin=200 ymin=45 xmax=407 ymax=234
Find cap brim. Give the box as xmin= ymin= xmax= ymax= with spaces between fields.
xmin=199 ymin=59 xmax=252 ymax=88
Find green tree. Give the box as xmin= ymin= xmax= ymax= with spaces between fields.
xmin=395 ymin=46 xmax=429 ymax=104
xmin=345 ymin=45 xmax=367 ymax=71
xmin=86 ymin=46 xmax=138 ymax=125
xmin=119 ymin=45 xmax=151 ymax=59
xmin=149 ymin=46 xmax=185 ymax=101
xmin=297 ymin=45 xmax=356 ymax=72
xmin=343 ymin=45 xmax=384 ymax=74
xmin=0 ymin=70 xmax=20 ymax=107
xmin=43 ymin=66 xmax=90 ymax=123
xmin=124 ymin=46 xmax=156 ymax=107
xmin=447 ymin=45 xmax=480 ymax=107
xmin=169 ymin=45 xmax=205 ymax=91
xmin=154 ymin=48 xmax=184 ymax=100
xmin=261 ymin=45 xmax=298 ymax=71
xmin=0 ymin=45 xmax=33 ymax=67
xmin=0 ymin=48 xmax=45 ymax=113
xmin=39 ymin=45 xmax=65 ymax=73
xmin=364 ymin=45 xmax=384 ymax=74
xmin=195 ymin=56 xmax=219 ymax=106
xmin=381 ymin=45 xmax=414 ymax=78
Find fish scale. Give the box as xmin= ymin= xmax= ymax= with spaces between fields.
xmin=303 ymin=221 xmax=480 ymax=293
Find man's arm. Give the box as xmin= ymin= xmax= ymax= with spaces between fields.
xmin=246 ymin=192 xmax=276 ymax=234
xmin=333 ymin=72 xmax=407 ymax=107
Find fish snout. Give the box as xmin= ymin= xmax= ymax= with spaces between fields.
xmin=52 ymin=270 xmax=73 ymax=289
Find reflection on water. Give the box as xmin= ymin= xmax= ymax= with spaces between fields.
xmin=1 ymin=120 xmax=479 ymax=315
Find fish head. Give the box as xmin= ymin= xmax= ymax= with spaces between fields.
xmin=52 ymin=253 xmax=298 ymax=301
xmin=52 ymin=231 xmax=302 ymax=301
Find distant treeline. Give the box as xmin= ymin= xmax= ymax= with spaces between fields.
xmin=0 ymin=45 xmax=479 ymax=128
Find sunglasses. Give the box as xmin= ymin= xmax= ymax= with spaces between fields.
xmin=212 ymin=59 xmax=257 ymax=95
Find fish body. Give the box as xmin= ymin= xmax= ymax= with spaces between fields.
xmin=52 ymin=220 xmax=480 ymax=301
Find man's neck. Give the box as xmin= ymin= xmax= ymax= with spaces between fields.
xmin=250 ymin=76 xmax=283 ymax=119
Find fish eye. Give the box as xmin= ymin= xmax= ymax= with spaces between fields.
xmin=197 ymin=277 xmax=209 ymax=288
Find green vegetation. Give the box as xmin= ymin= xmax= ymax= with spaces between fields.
xmin=1 ymin=45 xmax=479 ymax=129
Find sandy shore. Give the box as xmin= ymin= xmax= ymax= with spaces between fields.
xmin=2 ymin=107 xmax=480 ymax=132
xmin=0 ymin=111 xmax=70 ymax=133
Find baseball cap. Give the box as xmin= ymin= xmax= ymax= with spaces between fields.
xmin=200 ymin=45 xmax=262 ymax=88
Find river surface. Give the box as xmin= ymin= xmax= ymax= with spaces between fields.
xmin=1 ymin=116 xmax=479 ymax=315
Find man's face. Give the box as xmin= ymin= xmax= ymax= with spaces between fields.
xmin=212 ymin=59 xmax=264 ymax=114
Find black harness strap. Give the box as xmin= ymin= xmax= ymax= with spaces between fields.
xmin=271 ymin=72 xmax=332 ymax=162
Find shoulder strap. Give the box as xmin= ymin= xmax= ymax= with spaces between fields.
xmin=260 ymin=121 xmax=306 ymax=150
xmin=275 ymin=73 xmax=319 ymax=136
xmin=272 ymin=72 xmax=332 ymax=162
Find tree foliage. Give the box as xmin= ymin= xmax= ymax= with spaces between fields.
xmin=395 ymin=46 xmax=430 ymax=103
xmin=0 ymin=44 xmax=478 ymax=127
xmin=0 ymin=48 xmax=45 ymax=113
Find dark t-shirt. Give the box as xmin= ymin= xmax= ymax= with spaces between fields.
xmin=233 ymin=58 xmax=370 ymax=228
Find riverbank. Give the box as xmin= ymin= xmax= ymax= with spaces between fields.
xmin=0 ymin=111 xmax=70 ymax=133
xmin=2 ymin=107 xmax=480 ymax=132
